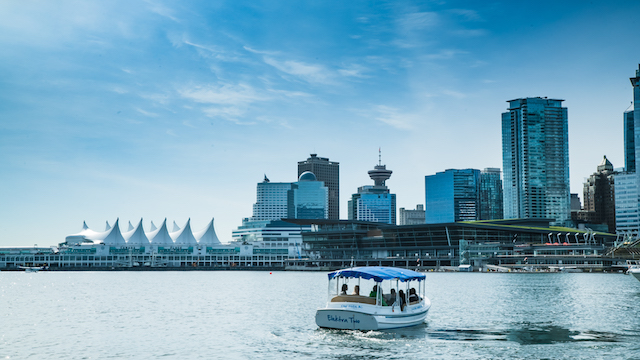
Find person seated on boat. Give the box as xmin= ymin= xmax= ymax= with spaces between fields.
xmin=384 ymin=289 xmax=397 ymax=306
xmin=409 ymin=288 xmax=420 ymax=303
xmin=340 ymin=283 xmax=348 ymax=295
xmin=398 ymin=290 xmax=407 ymax=311
xmin=369 ymin=285 xmax=388 ymax=306
xmin=352 ymin=285 xmax=360 ymax=295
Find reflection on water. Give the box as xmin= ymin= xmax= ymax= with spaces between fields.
xmin=426 ymin=323 xmax=623 ymax=344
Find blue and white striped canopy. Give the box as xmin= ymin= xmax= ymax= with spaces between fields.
xmin=328 ymin=266 xmax=425 ymax=282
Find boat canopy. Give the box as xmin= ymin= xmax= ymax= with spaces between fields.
xmin=328 ymin=266 xmax=425 ymax=282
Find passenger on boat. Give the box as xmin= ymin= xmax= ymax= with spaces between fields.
xmin=369 ymin=285 xmax=388 ymax=306
xmin=340 ymin=284 xmax=348 ymax=295
xmin=409 ymin=288 xmax=419 ymax=303
xmin=384 ymin=289 xmax=397 ymax=305
xmin=352 ymin=285 xmax=360 ymax=295
xmin=398 ymin=290 xmax=407 ymax=310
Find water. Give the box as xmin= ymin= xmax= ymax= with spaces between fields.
xmin=1 ymin=271 xmax=639 ymax=359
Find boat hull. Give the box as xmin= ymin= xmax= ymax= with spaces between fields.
xmin=316 ymin=300 xmax=430 ymax=330
xmin=629 ymin=268 xmax=640 ymax=282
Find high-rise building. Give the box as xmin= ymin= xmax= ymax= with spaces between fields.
xmin=625 ymin=104 xmax=635 ymax=173
xmin=348 ymin=152 xmax=396 ymax=224
xmin=479 ymin=168 xmax=504 ymax=220
xmin=502 ymin=97 xmax=570 ymax=226
xmin=292 ymin=171 xmax=328 ymax=219
xmin=298 ymin=154 xmax=339 ymax=220
xmin=251 ymin=176 xmax=294 ymax=221
xmin=583 ymin=156 xmax=616 ymax=233
xmin=632 ymin=64 xmax=640 ymax=174
xmin=250 ymin=172 xmax=328 ymax=222
xmin=425 ymin=169 xmax=481 ymax=223
xmin=399 ymin=205 xmax=425 ymax=225
xmin=615 ymin=64 xmax=640 ymax=236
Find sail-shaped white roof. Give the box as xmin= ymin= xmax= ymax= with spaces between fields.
xmin=101 ymin=218 xmax=127 ymax=245
xmin=149 ymin=221 xmax=157 ymax=232
xmin=146 ymin=218 xmax=174 ymax=245
xmin=172 ymin=221 xmax=181 ymax=232
xmin=105 ymin=221 xmax=111 ymax=231
xmin=125 ymin=218 xmax=150 ymax=245
xmin=194 ymin=218 xmax=221 ymax=245
xmin=126 ymin=221 xmax=134 ymax=232
xmin=172 ymin=219 xmax=198 ymax=245
xmin=65 ymin=221 xmax=106 ymax=244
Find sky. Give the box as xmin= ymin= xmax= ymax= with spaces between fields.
xmin=1 ymin=0 xmax=639 ymax=246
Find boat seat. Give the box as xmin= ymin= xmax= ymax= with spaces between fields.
xmin=331 ymin=295 xmax=377 ymax=305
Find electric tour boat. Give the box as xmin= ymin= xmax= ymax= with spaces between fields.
xmin=315 ymin=266 xmax=430 ymax=330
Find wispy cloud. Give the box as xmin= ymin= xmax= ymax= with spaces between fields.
xmin=179 ymin=83 xmax=268 ymax=106
xmin=338 ymin=64 xmax=370 ymax=78
xmin=263 ymin=57 xmax=334 ymax=85
xmin=373 ymin=105 xmax=416 ymax=130
xmin=398 ymin=12 xmax=440 ymax=32
xmin=135 ymin=108 xmax=159 ymax=117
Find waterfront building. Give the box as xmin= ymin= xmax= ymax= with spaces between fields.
xmin=0 ymin=218 xmax=312 ymax=270
xmin=399 ymin=205 xmax=425 ymax=225
xmin=348 ymin=152 xmax=396 ymax=224
xmin=292 ymin=171 xmax=328 ymax=219
xmin=298 ymin=154 xmax=339 ymax=220
xmin=502 ymin=97 xmax=570 ymax=226
xmin=286 ymin=218 xmax=616 ymax=271
xmin=479 ymin=168 xmax=504 ymax=220
xmin=251 ymin=176 xmax=294 ymax=221
xmin=582 ymin=156 xmax=616 ymax=233
xmin=425 ymin=169 xmax=481 ymax=223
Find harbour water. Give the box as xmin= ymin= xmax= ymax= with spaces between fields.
xmin=1 ymin=271 xmax=640 ymax=359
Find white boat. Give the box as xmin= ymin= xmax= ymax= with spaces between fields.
xmin=626 ymin=260 xmax=640 ymax=282
xmin=19 ymin=266 xmax=44 ymax=273
xmin=315 ymin=266 xmax=430 ymax=331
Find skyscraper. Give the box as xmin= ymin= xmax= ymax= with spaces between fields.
xmin=616 ymin=64 xmax=640 ymax=236
xmin=479 ymin=168 xmax=504 ymax=220
xmin=348 ymin=152 xmax=396 ymax=224
xmin=425 ymin=169 xmax=481 ymax=223
xmin=583 ymin=156 xmax=616 ymax=233
xmin=298 ymin=154 xmax=339 ymax=220
xmin=250 ymin=173 xmax=328 ymax=222
xmin=292 ymin=171 xmax=328 ymax=219
xmin=250 ymin=176 xmax=294 ymax=221
xmin=624 ymin=104 xmax=635 ymax=173
xmin=502 ymin=97 xmax=570 ymax=226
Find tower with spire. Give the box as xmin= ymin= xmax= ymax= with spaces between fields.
xmin=348 ymin=149 xmax=396 ymax=224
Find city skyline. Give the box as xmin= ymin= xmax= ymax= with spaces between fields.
xmin=1 ymin=1 xmax=640 ymax=246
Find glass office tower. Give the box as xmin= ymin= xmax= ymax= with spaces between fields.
xmin=425 ymin=169 xmax=481 ymax=223
xmin=292 ymin=171 xmax=328 ymax=219
xmin=298 ymin=154 xmax=339 ymax=220
xmin=502 ymin=97 xmax=570 ymax=226
xmin=625 ymin=105 xmax=635 ymax=173
xmin=479 ymin=168 xmax=504 ymax=220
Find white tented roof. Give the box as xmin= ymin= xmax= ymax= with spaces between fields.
xmin=101 ymin=219 xmax=127 ymax=245
xmin=65 ymin=218 xmax=221 ymax=246
xmin=146 ymin=219 xmax=174 ymax=245
xmin=171 ymin=219 xmax=198 ymax=245
xmin=125 ymin=219 xmax=150 ymax=245
xmin=194 ymin=218 xmax=221 ymax=245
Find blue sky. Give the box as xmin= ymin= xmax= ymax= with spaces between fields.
xmin=1 ymin=0 xmax=639 ymax=246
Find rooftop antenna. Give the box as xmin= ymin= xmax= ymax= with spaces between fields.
xmin=378 ymin=147 xmax=382 ymax=166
